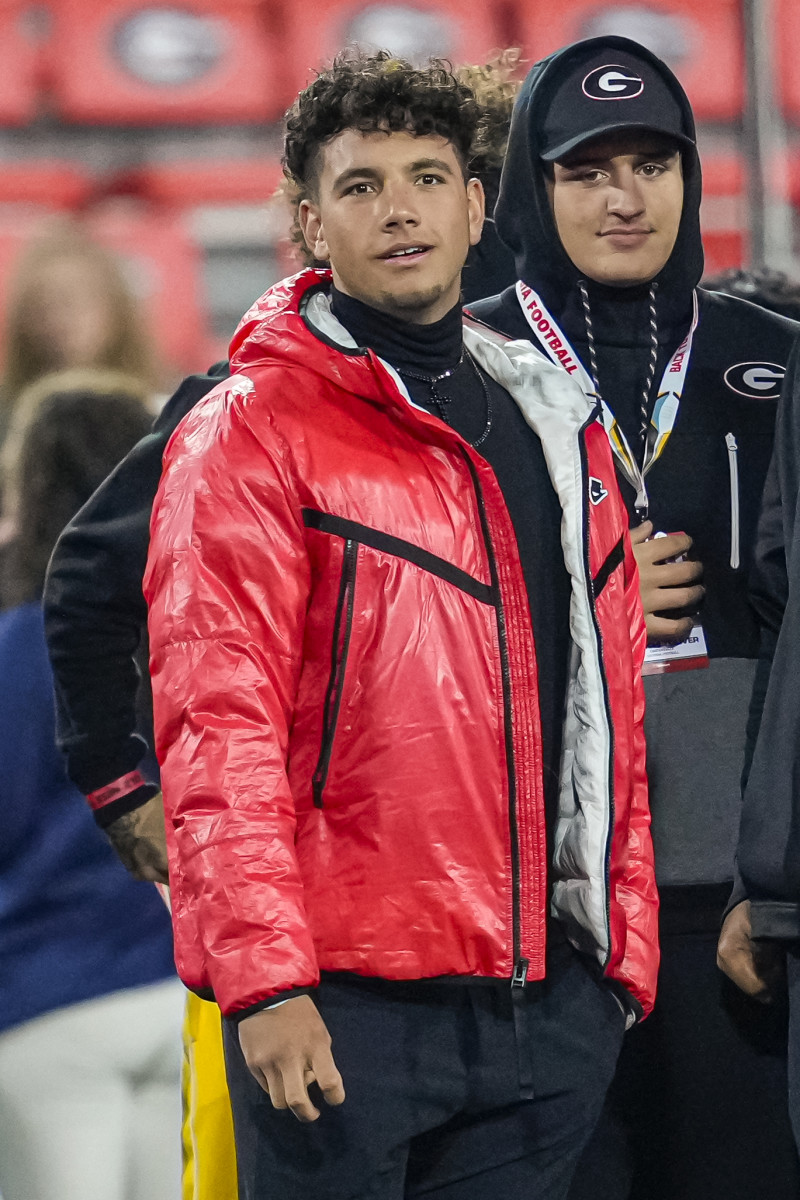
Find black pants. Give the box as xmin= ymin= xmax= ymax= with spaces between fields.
xmin=786 ymin=948 xmax=800 ymax=1152
xmin=222 ymin=942 xmax=625 ymax=1200
xmin=568 ymin=904 xmax=800 ymax=1200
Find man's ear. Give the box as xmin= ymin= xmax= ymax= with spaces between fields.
xmin=466 ymin=177 xmax=486 ymax=248
xmin=298 ymin=199 xmax=330 ymax=262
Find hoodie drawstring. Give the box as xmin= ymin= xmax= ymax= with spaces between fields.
xmin=578 ymin=279 xmax=660 ymax=459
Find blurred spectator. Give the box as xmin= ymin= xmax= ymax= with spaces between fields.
xmin=703 ymin=266 xmax=800 ymax=323
xmin=701 ymin=268 xmax=800 ymax=639
xmin=0 ymin=220 xmax=159 ymax=451
xmin=458 ymin=49 xmax=522 ymax=302
xmin=0 ymin=369 xmax=183 ymax=1200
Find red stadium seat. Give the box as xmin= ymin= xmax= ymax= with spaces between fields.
xmin=515 ymin=0 xmax=744 ymax=122
xmin=702 ymin=230 xmax=745 ymax=272
xmin=0 ymin=161 xmax=92 ymax=209
xmin=118 ymin=158 xmax=285 ymax=206
xmin=282 ymin=0 xmax=506 ymax=95
xmin=0 ymin=2 xmax=41 ymax=125
xmin=48 ymin=0 xmax=284 ymax=125
xmin=700 ymin=153 xmax=746 ymax=272
xmin=782 ymin=158 xmax=800 ymax=207
xmin=84 ymin=203 xmax=216 ymax=374
xmin=776 ymin=0 xmax=800 ymax=123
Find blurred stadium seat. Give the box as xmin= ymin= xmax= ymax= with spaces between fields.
xmin=283 ymin=0 xmax=507 ymax=94
xmin=118 ymin=158 xmax=284 ymax=206
xmin=79 ymin=203 xmax=216 ymax=373
xmin=516 ymin=0 xmax=744 ymax=121
xmin=701 ymin=152 xmax=746 ymax=271
xmin=108 ymin=159 xmax=290 ymax=351
xmin=776 ymin=0 xmax=800 ymax=123
xmin=0 ymin=2 xmax=41 ymax=125
xmin=47 ymin=0 xmax=283 ymax=124
xmin=0 ymin=161 xmax=92 ymax=210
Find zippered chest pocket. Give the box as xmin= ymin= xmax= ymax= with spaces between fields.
xmin=312 ymin=539 xmax=358 ymax=808
xmin=725 ymin=432 xmax=740 ymax=570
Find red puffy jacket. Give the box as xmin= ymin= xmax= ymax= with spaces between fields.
xmin=145 ymin=271 xmax=658 ymax=1020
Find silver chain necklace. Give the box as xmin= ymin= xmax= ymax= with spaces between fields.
xmin=577 ymin=279 xmax=659 ymax=460
xmin=399 ymin=348 xmax=493 ymax=449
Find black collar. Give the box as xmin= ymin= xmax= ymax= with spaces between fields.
xmin=329 ymin=286 xmax=463 ymax=374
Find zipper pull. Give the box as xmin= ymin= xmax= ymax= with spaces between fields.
xmin=511 ymin=958 xmax=529 ymax=989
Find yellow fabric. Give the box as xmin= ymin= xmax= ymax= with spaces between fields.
xmin=181 ymin=993 xmax=238 ymax=1200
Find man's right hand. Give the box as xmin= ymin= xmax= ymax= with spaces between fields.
xmin=630 ymin=521 xmax=705 ymax=643
xmin=717 ymin=900 xmax=784 ymax=1002
xmin=238 ymin=995 xmax=345 ymax=1122
xmin=105 ymin=792 xmax=169 ymax=883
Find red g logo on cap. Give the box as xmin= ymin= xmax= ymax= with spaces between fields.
xmin=582 ymin=65 xmax=644 ymax=100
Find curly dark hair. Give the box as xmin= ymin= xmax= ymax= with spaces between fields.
xmin=283 ymin=49 xmax=483 ymax=199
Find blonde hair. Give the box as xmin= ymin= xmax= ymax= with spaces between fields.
xmin=1 ymin=219 xmax=158 ymax=418
xmin=457 ymin=50 xmax=522 ymax=210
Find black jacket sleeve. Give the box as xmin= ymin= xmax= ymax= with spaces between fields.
xmin=735 ymin=336 xmax=800 ymax=937
xmin=749 ymin=453 xmax=787 ymax=637
xmin=43 ymin=363 xmax=229 ymax=827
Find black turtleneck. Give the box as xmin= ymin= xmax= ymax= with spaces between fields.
xmin=330 ymin=285 xmax=571 ymax=829
xmin=331 ymin=286 xmax=463 ymax=375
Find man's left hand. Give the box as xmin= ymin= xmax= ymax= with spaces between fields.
xmin=630 ymin=520 xmax=704 ymax=643
xmin=105 ymin=792 xmax=170 ymax=884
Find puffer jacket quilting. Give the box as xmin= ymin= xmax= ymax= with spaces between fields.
xmin=145 ymin=270 xmax=657 ymax=1019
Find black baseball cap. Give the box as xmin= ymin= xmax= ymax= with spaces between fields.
xmin=540 ymin=41 xmax=695 ymax=162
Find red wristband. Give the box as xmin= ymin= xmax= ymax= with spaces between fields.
xmin=86 ymin=770 xmax=149 ymax=811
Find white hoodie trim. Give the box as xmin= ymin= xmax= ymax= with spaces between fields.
xmin=464 ymin=328 xmax=614 ymax=965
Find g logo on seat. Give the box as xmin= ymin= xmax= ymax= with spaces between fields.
xmin=582 ymin=65 xmax=645 ymax=101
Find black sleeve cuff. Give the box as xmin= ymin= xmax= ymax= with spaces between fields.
xmin=93 ymin=782 xmax=160 ymax=829
xmin=723 ymin=868 xmax=748 ymax=921
xmin=225 ymin=986 xmax=317 ymax=1026
xmin=750 ymin=900 xmax=800 ymax=942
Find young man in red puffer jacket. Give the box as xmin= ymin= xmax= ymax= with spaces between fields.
xmin=145 ymin=50 xmax=657 ymax=1200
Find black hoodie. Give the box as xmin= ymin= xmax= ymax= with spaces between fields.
xmin=471 ymin=37 xmax=800 ymax=899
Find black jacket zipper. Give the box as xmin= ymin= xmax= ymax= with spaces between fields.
xmin=462 ymin=453 xmax=525 ymax=983
xmin=312 ymin=539 xmax=358 ymax=808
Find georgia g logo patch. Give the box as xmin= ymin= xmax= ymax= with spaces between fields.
xmin=723 ymin=362 xmax=785 ymax=400
xmin=582 ymin=65 xmax=645 ymax=101
xmin=589 ymin=477 xmax=609 ymax=505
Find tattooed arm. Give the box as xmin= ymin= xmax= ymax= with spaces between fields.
xmin=105 ymin=792 xmax=169 ymax=883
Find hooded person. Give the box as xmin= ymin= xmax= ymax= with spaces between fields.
xmin=469 ymin=34 xmax=800 ymax=1200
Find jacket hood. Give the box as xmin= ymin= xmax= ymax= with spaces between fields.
xmin=228 ymin=268 xmax=393 ymax=397
xmin=494 ymin=36 xmax=704 ymax=317
xmin=230 ymin=268 xmax=338 ymax=368
xmin=227 ymin=268 xmax=596 ymax=437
